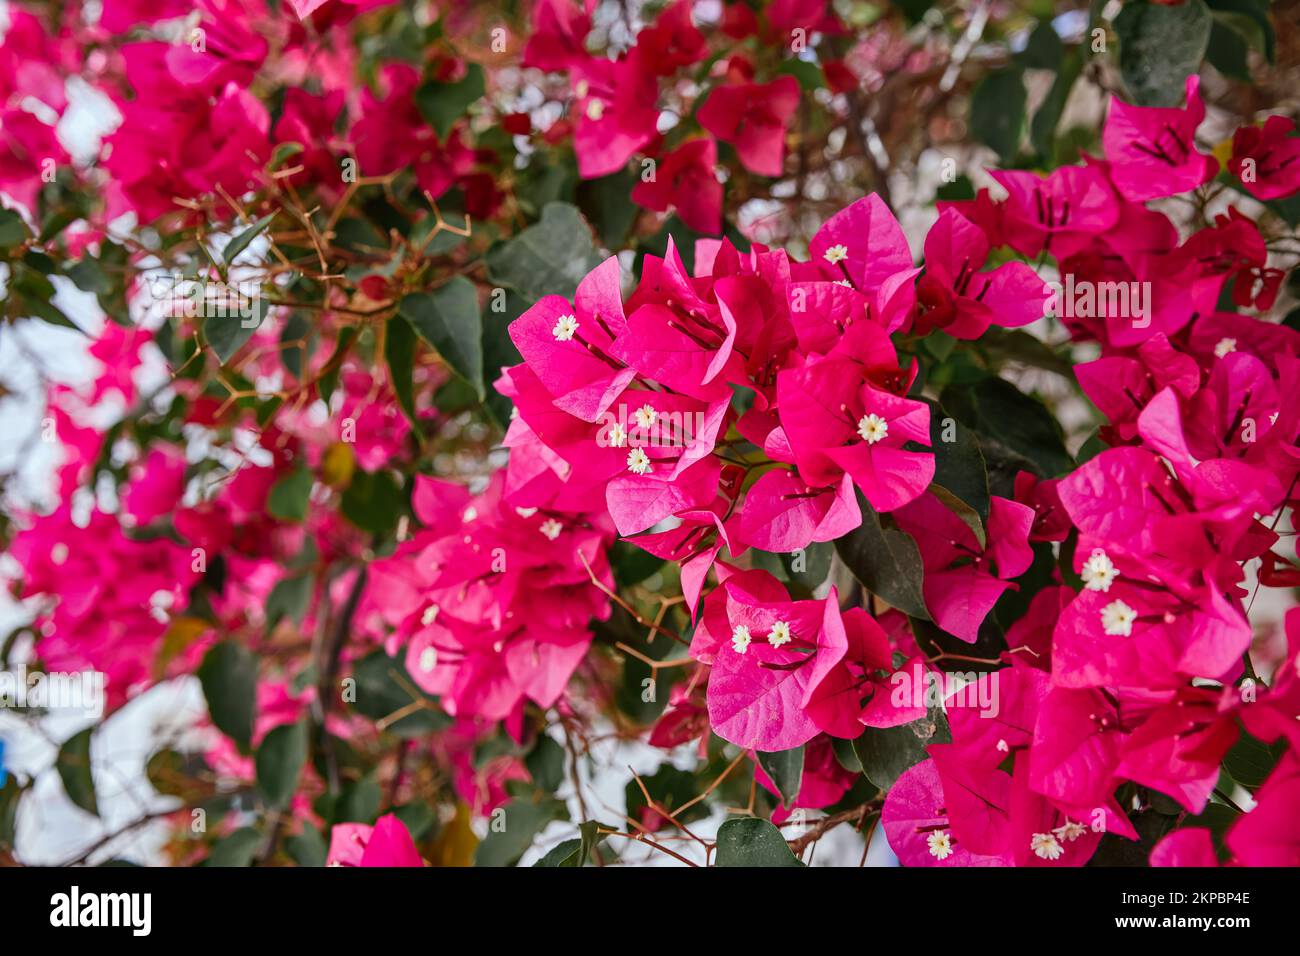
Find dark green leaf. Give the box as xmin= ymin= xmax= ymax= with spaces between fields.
xmin=1114 ymin=0 xmax=1212 ymax=107
xmin=970 ymin=68 xmax=1027 ymax=163
xmin=1031 ymin=48 xmax=1084 ymax=160
xmin=207 ymin=827 xmax=261 ymax=867
xmin=474 ymin=798 xmax=568 ymax=867
xmin=834 ymin=488 xmax=930 ymax=619
xmin=399 ymin=276 xmax=483 ymax=398
xmin=266 ymin=573 xmax=313 ymax=631
xmin=525 ymin=735 xmax=566 ymax=793
xmin=340 ymin=469 xmax=402 ymax=536
xmin=222 ymin=213 xmax=275 ymax=266
xmin=348 ymin=650 xmax=447 ymax=737
xmin=928 ymin=401 xmax=990 ymax=523
xmin=533 ymin=820 xmax=607 ymax=867
xmin=267 ymin=465 xmax=313 ymax=522
xmin=56 ymin=727 xmax=98 ymax=817
xmin=853 ymin=707 xmax=951 ymax=791
xmin=757 ymin=747 xmax=805 ymax=809
xmin=415 ymin=64 xmax=486 ymax=141
xmin=256 ymin=721 xmax=308 ymax=808
xmin=197 ymin=641 xmax=258 ymax=750
xmin=0 ymin=208 xmax=27 ymax=249
xmin=286 ymin=825 xmax=327 ymax=867
xmin=486 ymin=202 xmax=602 ymax=302
xmin=941 ymin=377 xmax=1072 ymax=478
xmin=335 ymin=773 xmax=383 ymax=824
xmin=385 ymin=314 xmax=424 ymax=436
xmin=203 ymin=294 xmax=270 ymax=363
xmin=714 ymin=818 xmax=804 ymax=867
xmin=1223 ymin=729 xmax=1284 ymax=790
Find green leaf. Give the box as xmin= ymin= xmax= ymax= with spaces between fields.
xmin=928 ymin=401 xmax=990 ymax=524
xmin=267 ymin=465 xmax=313 ymax=522
xmin=625 ymin=764 xmax=710 ymax=829
xmin=266 ymin=573 xmax=313 ymax=631
xmin=399 ymin=276 xmax=484 ymax=399
xmin=1222 ymin=729 xmax=1284 ymax=790
xmin=197 ymin=641 xmax=258 ymax=751
xmin=941 ymin=377 xmax=1073 ymax=479
xmin=533 ymin=820 xmax=607 ymax=867
xmin=207 ymin=827 xmax=261 ymax=867
xmin=222 ymin=213 xmax=275 ymax=266
xmin=834 ymin=488 xmax=930 ymax=619
xmin=1114 ymin=0 xmax=1212 ymax=107
xmin=415 ymin=64 xmax=486 ymax=141
xmin=930 ymin=484 xmax=986 ymax=549
xmin=524 ymin=735 xmax=566 ymax=793
xmin=334 ymin=773 xmax=383 ymax=824
xmin=286 ymin=825 xmax=327 ymax=867
xmin=852 ymin=707 xmax=951 ymax=791
xmin=1017 ymin=20 xmax=1064 ymax=70
xmin=576 ymin=167 xmax=641 ymax=249
xmin=340 ymin=469 xmax=402 ymax=536
xmin=486 ymin=202 xmax=602 ymax=302
xmin=757 ymin=747 xmax=805 ymax=809
xmin=203 ymin=294 xmax=270 ymax=363
xmin=1031 ymin=48 xmax=1084 ymax=160
xmin=474 ymin=798 xmax=568 ymax=867
xmin=348 ymin=650 xmax=447 ymax=737
xmin=385 ymin=314 xmax=424 ymax=436
xmin=56 ymin=727 xmax=98 ymax=817
xmin=1205 ymin=16 xmax=1251 ymax=80
xmin=714 ymin=818 xmax=805 ymax=867
xmin=256 ymin=721 xmax=308 ymax=808
xmin=970 ymin=68 xmax=1027 ymax=163
xmin=0 ymin=208 xmax=28 ymax=249
xmin=1206 ymin=0 xmax=1274 ymax=61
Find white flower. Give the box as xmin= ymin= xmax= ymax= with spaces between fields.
xmin=926 ymin=830 xmax=953 ymax=860
xmin=1081 ymin=549 xmax=1119 ymax=592
xmin=1053 ymin=820 xmax=1087 ymax=843
xmin=606 ymin=422 xmax=628 ymax=447
xmin=823 ymin=244 xmax=849 ymax=264
xmin=857 ymin=413 xmax=889 ymax=445
xmin=1100 ymin=598 xmax=1138 ymax=637
xmin=633 ymin=404 xmax=658 ymax=429
xmin=1030 ymin=832 xmax=1064 ymax=860
xmin=1214 ymin=337 xmax=1237 ymax=358
xmin=833 ymin=279 xmax=853 ymax=288
xmin=51 ymin=543 xmax=68 ymax=565
xmin=421 ymin=605 xmax=439 ymax=626
xmin=418 ymin=646 xmax=438 ymax=672
xmin=769 ymin=620 xmax=792 ymax=647
xmin=626 ymin=448 xmax=653 ymax=475
xmin=552 ymin=314 xmax=579 ymax=341
xmin=514 ymin=506 xmax=538 ymax=519
xmin=462 ymin=505 xmax=478 ymax=522
xmin=585 ymin=98 xmax=605 ymax=121
xmin=539 ymin=518 xmax=563 ymax=540
xmin=731 ymin=625 xmax=752 ymax=654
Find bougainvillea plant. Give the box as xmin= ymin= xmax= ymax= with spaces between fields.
xmin=0 ymin=0 xmax=1297 ymax=869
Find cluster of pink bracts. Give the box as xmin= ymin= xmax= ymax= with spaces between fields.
xmin=491 ymin=78 xmax=1300 ymax=866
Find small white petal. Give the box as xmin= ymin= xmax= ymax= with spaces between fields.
xmin=731 ymin=625 xmax=752 ymax=654
xmin=857 ymin=413 xmax=889 ymax=445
